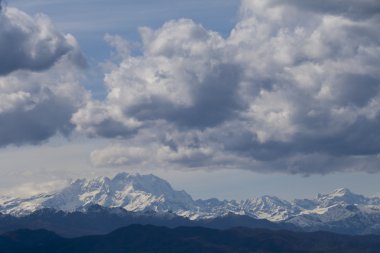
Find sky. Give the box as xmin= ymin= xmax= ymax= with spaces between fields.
xmin=0 ymin=0 xmax=380 ymax=200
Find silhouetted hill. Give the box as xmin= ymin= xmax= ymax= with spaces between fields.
xmin=0 ymin=225 xmax=380 ymax=253
xmin=0 ymin=206 xmax=293 ymax=237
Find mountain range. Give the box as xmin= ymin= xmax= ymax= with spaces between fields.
xmin=0 ymin=205 xmax=294 ymax=238
xmin=1 ymin=172 xmax=380 ymax=235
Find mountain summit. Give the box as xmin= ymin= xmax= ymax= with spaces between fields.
xmin=316 ymin=188 xmax=369 ymax=207
xmin=44 ymin=172 xmax=195 ymax=213
xmin=0 ymin=173 xmax=195 ymax=216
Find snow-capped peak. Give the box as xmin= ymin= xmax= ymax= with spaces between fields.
xmin=110 ymin=173 xmax=190 ymax=200
xmin=47 ymin=173 xmax=195 ymax=212
xmin=316 ymin=188 xmax=368 ymax=207
xmin=0 ymin=173 xmax=196 ymax=216
xmin=332 ymin=188 xmax=352 ymax=196
xmin=241 ymin=196 xmax=298 ymax=221
xmin=1 ymin=172 xmax=380 ymax=235
xmin=321 ymin=188 xmax=353 ymax=198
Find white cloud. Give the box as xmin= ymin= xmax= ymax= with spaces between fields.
xmin=4 ymin=180 xmax=69 ymax=198
xmin=74 ymin=0 xmax=380 ymax=174
xmin=72 ymin=19 xmax=240 ymax=132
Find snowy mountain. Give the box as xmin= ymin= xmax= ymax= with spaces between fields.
xmin=287 ymin=189 xmax=380 ymax=234
xmin=0 ymin=173 xmax=196 ymax=217
xmin=241 ymin=196 xmax=300 ymax=221
xmin=1 ymin=173 xmax=380 ymax=234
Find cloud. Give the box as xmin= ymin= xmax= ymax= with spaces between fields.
xmin=73 ymin=20 xmax=242 ymax=133
xmin=88 ymin=124 xmax=236 ymax=170
xmin=0 ymin=5 xmax=88 ymax=146
xmin=91 ymin=144 xmax=150 ymax=168
xmin=269 ymin=0 xmax=380 ymax=20
xmin=4 ymin=180 xmax=69 ymax=198
xmin=0 ymin=6 xmax=84 ymax=75
xmin=90 ymin=138 xmax=236 ymax=171
xmin=76 ymin=0 xmax=380 ymax=174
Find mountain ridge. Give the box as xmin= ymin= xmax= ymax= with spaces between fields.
xmin=1 ymin=224 xmax=380 ymax=253
xmin=1 ymin=172 xmax=380 ymax=235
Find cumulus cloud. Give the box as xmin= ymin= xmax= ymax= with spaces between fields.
xmin=0 ymin=5 xmax=87 ymax=146
xmin=0 ymin=6 xmax=84 ymax=75
xmin=73 ymin=20 xmax=242 ymax=132
xmin=76 ymin=0 xmax=380 ymax=174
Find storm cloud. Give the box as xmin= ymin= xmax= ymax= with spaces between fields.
xmin=75 ymin=0 xmax=380 ymax=174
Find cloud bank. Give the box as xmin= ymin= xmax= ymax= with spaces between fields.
xmin=0 ymin=5 xmax=87 ymax=146
xmin=3 ymin=0 xmax=376 ymax=175
xmin=76 ymin=0 xmax=380 ymax=175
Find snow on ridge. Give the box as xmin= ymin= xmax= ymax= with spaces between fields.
xmin=0 ymin=172 xmax=380 ymax=232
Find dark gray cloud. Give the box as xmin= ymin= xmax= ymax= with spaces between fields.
xmin=0 ymin=64 xmax=87 ymax=147
xmin=77 ymin=1 xmax=380 ymax=174
xmin=0 ymin=6 xmax=83 ymax=75
xmin=0 ymin=94 xmax=75 ymax=146
xmin=222 ymin=117 xmax=380 ymax=162
xmin=0 ymin=5 xmax=87 ymax=147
